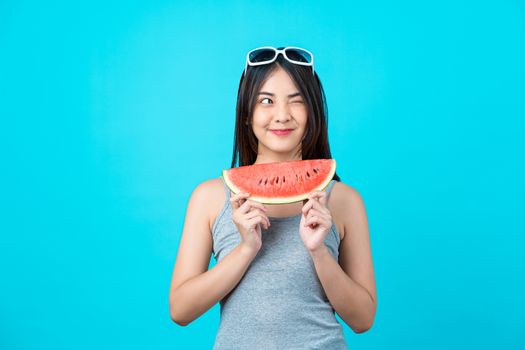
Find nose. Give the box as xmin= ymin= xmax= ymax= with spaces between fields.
xmin=274 ymin=103 xmax=292 ymax=123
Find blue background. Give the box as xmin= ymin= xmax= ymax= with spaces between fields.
xmin=1 ymin=0 xmax=524 ymax=349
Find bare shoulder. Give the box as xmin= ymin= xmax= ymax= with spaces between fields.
xmin=330 ymin=180 xmax=376 ymax=308
xmin=169 ymin=177 xmax=225 ymax=300
xmin=191 ymin=177 xmax=227 ymax=232
xmin=329 ymin=181 xmax=367 ymax=241
xmin=331 ymin=181 xmax=365 ymax=206
xmin=194 ymin=177 xmax=224 ymax=196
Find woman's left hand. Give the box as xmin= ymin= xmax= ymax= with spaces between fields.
xmin=299 ymin=191 xmax=332 ymax=253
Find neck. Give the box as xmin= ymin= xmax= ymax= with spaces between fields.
xmin=254 ymin=156 xmax=302 ymax=165
xmin=253 ymin=144 xmax=302 ymax=165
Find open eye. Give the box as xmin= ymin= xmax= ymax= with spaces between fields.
xmin=260 ymin=97 xmax=273 ymax=104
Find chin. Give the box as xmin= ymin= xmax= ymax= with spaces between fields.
xmin=269 ymin=143 xmax=301 ymax=153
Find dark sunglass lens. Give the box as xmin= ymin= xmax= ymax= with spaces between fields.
xmin=249 ymin=49 xmax=276 ymax=63
xmin=285 ymin=48 xmax=312 ymax=63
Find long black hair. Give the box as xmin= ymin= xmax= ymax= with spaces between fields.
xmin=231 ymin=47 xmax=340 ymax=181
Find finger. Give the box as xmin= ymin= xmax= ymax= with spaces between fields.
xmin=245 ymin=209 xmax=270 ymax=226
xmin=307 ymin=208 xmax=325 ymax=220
xmin=307 ymin=191 xmax=323 ymax=201
xmin=305 ymin=214 xmax=329 ymax=228
xmin=237 ymin=200 xmax=262 ymax=215
xmin=242 ymin=209 xmax=270 ymax=229
xmin=244 ymin=208 xmax=264 ymax=218
xmin=307 ymin=213 xmax=330 ymax=228
xmin=301 ymin=199 xmax=327 ymax=218
xmin=307 ymin=193 xmax=329 ymax=212
xmin=304 ymin=215 xmax=320 ymax=228
xmin=301 ymin=199 xmax=314 ymax=216
xmin=230 ymin=191 xmax=249 ymax=200
xmin=310 ymin=199 xmax=330 ymax=214
xmin=308 ymin=191 xmax=327 ymax=206
xmin=247 ymin=216 xmax=266 ymax=231
xmin=238 ymin=199 xmax=267 ymax=215
xmin=230 ymin=192 xmax=250 ymax=210
xmin=255 ymin=209 xmax=271 ymax=228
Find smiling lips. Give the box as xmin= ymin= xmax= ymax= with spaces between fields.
xmin=270 ymin=129 xmax=293 ymax=136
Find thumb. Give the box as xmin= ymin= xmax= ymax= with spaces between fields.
xmin=230 ymin=191 xmax=240 ymax=210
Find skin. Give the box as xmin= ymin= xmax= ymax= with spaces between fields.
xmin=169 ymin=66 xmax=377 ymax=334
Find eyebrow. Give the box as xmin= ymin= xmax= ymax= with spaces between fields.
xmin=258 ymin=91 xmax=302 ymax=98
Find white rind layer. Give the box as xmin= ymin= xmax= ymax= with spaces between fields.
xmin=222 ymin=159 xmax=336 ymax=204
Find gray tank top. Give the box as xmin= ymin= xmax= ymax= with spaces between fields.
xmin=211 ymin=178 xmax=348 ymax=349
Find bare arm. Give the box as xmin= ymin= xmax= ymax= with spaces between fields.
xmin=309 ymin=184 xmax=377 ymax=333
xmin=169 ymin=244 xmax=256 ymax=326
xmin=168 ymin=180 xmax=261 ymax=326
xmin=310 ymin=245 xmax=376 ymax=333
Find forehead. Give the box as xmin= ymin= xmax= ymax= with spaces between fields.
xmin=259 ymin=67 xmax=300 ymax=93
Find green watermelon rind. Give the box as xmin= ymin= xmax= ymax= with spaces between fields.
xmin=221 ymin=159 xmax=336 ymax=204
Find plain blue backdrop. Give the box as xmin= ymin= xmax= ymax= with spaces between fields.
xmin=1 ymin=0 xmax=524 ymax=349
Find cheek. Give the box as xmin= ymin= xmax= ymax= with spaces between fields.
xmin=250 ymin=114 xmax=267 ymax=137
xmin=252 ymin=109 xmax=269 ymax=125
xmin=293 ymin=105 xmax=308 ymax=119
xmin=296 ymin=112 xmax=308 ymax=129
xmin=251 ymin=118 xmax=268 ymax=132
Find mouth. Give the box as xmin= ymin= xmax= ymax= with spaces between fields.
xmin=270 ymin=129 xmax=293 ymax=136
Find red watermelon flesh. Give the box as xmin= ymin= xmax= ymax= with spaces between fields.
xmin=222 ymin=159 xmax=336 ymax=204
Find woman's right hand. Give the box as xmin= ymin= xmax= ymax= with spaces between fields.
xmin=230 ymin=192 xmax=270 ymax=256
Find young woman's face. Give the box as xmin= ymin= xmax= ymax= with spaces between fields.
xmin=251 ymin=66 xmax=308 ymax=161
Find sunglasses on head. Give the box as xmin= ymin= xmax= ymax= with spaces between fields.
xmin=244 ymin=46 xmax=315 ymax=76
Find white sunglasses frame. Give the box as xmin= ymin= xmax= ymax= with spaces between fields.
xmin=244 ymin=46 xmax=315 ymax=76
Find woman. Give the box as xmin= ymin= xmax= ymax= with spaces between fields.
xmin=169 ymin=46 xmax=377 ymax=349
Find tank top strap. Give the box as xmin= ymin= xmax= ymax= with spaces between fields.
xmin=324 ymin=179 xmax=337 ymax=198
xmin=220 ymin=176 xmax=231 ymax=199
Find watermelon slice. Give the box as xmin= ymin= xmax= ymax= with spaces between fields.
xmin=222 ymin=159 xmax=336 ymax=204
